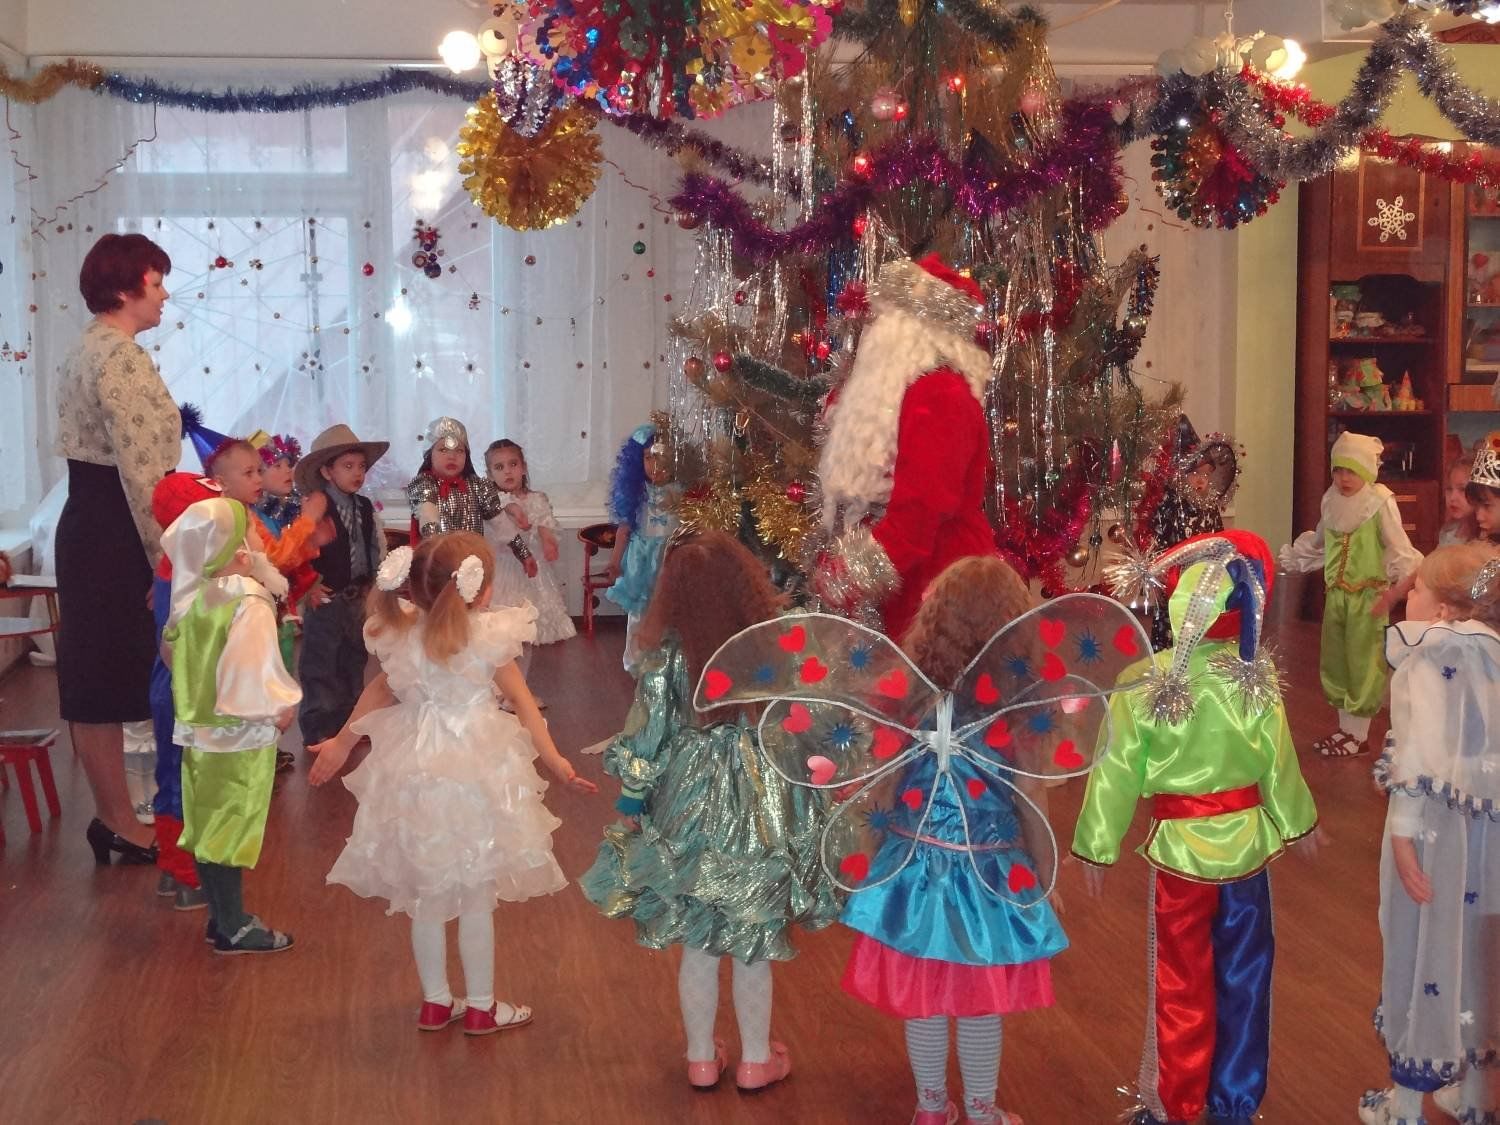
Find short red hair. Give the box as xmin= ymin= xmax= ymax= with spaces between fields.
xmin=79 ymin=233 xmax=172 ymax=314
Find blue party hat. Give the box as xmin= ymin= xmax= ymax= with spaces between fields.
xmin=179 ymin=402 xmax=233 ymax=471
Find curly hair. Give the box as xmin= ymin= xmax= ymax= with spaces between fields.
xmin=366 ymin=531 xmax=496 ymax=664
xmin=1417 ymin=542 xmax=1500 ymax=629
xmin=901 ymin=555 xmax=1035 ymax=688
xmin=608 ymin=427 xmax=653 ymax=531
xmin=635 ymin=529 xmax=787 ymax=703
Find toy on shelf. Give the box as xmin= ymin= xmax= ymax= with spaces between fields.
xmin=1469 ymin=252 xmax=1500 ymax=306
xmin=1391 ymin=371 xmax=1422 ymax=412
xmin=1335 ymin=357 xmax=1393 ymax=412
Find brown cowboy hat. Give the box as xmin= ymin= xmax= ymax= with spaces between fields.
xmin=294 ymin=424 xmax=390 ymax=495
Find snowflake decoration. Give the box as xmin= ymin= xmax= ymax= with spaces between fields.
xmin=1466 ymin=890 xmax=1479 ymax=904
xmin=1424 ymin=982 xmax=1440 ymax=997
xmin=1459 ymin=1010 xmax=1474 ymax=1026
xmin=1367 ymin=195 xmax=1416 ymax=243
xmin=1442 ymin=666 xmax=1456 ymax=680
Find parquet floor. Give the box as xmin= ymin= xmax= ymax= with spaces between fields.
xmin=0 ymin=618 xmax=1414 ymax=1124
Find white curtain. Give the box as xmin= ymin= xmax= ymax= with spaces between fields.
xmin=14 ymin=73 xmax=726 ymax=514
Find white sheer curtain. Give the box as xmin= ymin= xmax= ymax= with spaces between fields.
xmin=16 ymin=74 xmax=714 ymax=514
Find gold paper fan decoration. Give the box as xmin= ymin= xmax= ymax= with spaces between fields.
xmin=458 ymin=97 xmax=603 ymax=232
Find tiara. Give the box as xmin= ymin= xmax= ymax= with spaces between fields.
xmin=258 ymin=434 xmax=302 ymax=467
xmin=1472 ymin=558 xmax=1500 ymax=604
xmin=1472 ymin=443 xmax=1500 ymax=490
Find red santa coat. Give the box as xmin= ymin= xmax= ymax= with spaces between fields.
xmin=871 ymin=367 xmax=996 ymax=638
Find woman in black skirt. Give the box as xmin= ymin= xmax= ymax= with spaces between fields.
xmin=55 ymin=233 xmax=181 ymax=862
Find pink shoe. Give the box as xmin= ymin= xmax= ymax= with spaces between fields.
xmin=913 ymin=1104 xmax=959 ymax=1125
xmin=735 ymin=1041 xmax=791 ymax=1093
xmin=686 ymin=1038 xmax=727 ymax=1090
xmin=462 ymin=1000 xmax=533 ymax=1036
xmin=416 ymin=999 xmax=467 ymax=1031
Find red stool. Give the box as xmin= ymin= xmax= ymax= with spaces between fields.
xmin=0 ymin=729 xmax=62 ymax=843
xmin=577 ymin=523 xmax=617 ymax=638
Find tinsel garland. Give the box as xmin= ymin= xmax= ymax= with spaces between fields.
xmin=1104 ymin=254 xmax=1160 ymax=374
xmin=605 ymin=107 xmax=775 ymax=186
xmin=996 ymin=479 xmax=1092 ymax=585
xmin=730 ymin=355 xmax=833 ymax=405
xmin=1253 ymin=70 xmax=1500 ymax=189
xmin=1121 ymin=10 xmax=1500 ymax=191
xmin=0 ymin=59 xmax=104 ymax=103
xmin=672 ymin=102 xmax=1125 ymax=263
xmin=1133 ymin=431 xmax=1179 ymax=548
xmin=831 ymin=0 xmax=1046 ymax=51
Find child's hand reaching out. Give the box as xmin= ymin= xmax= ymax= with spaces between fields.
xmin=307 ymin=731 xmax=355 ymax=786
xmin=505 ymin=502 xmax=531 ymax=531
xmin=540 ymin=527 xmax=559 ymax=564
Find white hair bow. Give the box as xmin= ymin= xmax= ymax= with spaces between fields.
xmin=377 ymin=545 xmax=414 ymax=591
xmin=455 ymin=555 xmax=485 ymax=604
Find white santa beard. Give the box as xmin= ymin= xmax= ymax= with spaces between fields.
xmin=819 ymin=307 xmax=992 ymax=528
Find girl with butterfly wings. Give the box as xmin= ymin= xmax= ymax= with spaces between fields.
xmin=695 ymin=556 xmax=1155 ymax=1125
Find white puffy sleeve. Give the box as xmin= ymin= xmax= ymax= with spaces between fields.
xmin=1278 ymin=523 xmax=1325 ymax=574
xmin=1377 ymin=495 xmax=1423 ymax=583
xmin=471 ymin=603 xmax=539 ymax=669
xmin=530 ymin=491 xmax=561 ymax=532
xmin=217 ymin=595 xmax=302 ymax=720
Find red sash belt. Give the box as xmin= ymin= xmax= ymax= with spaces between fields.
xmin=1152 ymin=784 xmax=1260 ymax=821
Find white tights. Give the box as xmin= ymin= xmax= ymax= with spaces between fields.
xmin=410 ymin=912 xmax=495 ymax=1010
xmin=905 ymin=1015 xmax=1005 ymax=1122
xmin=677 ymin=946 xmax=773 ymax=1064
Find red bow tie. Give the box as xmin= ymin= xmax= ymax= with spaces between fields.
xmin=437 ymin=475 xmax=468 ymax=499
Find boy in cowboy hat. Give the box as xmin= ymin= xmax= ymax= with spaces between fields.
xmin=294 ymin=424 xmax=390 ymax=750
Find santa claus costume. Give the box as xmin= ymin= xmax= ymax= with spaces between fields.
xmin=816 ymin=254 xmax=996 ymax=639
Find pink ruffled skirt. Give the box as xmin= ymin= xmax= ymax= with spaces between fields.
xmin=842 ymin=933 xmax=1055 ymax=1019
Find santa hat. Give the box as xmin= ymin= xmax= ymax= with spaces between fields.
xmin=819 ymin=255 xmax=991 ymax=527
xmin=1331 ymin=431 xmax=1382 ymax=484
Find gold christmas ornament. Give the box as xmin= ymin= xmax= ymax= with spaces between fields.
xmin=458 ymin=96 xmax=602 ymax=232
xmin=1065 ymin=544 xmax=1091 ymax=568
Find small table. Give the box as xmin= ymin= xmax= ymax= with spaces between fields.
xmin=0 ymin=575 xmax=60 ymax=640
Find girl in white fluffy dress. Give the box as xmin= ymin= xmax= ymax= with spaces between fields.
xmin=1359 ymin=543 xmax=1500 ymax=1125
xmin=309 ymin=531 xmax=596 ymax=1035
xmin=483 ymin=439 xmax=576 ymax=678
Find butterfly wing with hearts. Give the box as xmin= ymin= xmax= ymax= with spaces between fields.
xmin=949 ymin=592 xmax=1156 ymax=782
xmin=693 ymin=612 xmax=940 ymax=791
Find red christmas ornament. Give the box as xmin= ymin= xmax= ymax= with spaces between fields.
xmin=893 ymin=99 xmax=909 ymax=122
xmin=733 ymin=289 xmax=748 ymax=305
xmin=785 ymin=480 xmax=807 ymax=504
xmin=850 ymin=152 xmax=873 ymax=178
xmin=712 ymin=350 xmax=733 ymax=373
xmin=851 ymin=214 xmax=868 ymax=239
xmin=814 ymin=340 xmax=831 ymax=361
xmin=213 ymin=256 xmax=228 ymax=269
xmin=362 ymin=262 xmax=375 ymax=277
xmin=946 ymin=73 xmax=965 ymax=94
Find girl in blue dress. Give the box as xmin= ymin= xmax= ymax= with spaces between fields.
xmin=604 ymin=422 xmax=678 ymax=671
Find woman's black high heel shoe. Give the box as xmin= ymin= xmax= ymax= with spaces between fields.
xmin=86 ymin=818 xmax=159 ymax=866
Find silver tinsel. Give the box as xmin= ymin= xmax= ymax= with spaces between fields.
xmin=1141 ymin=666 xmax=1199 ymax=727
xmin=821 ymin=525 xmax=901 ymax=614
xmin=869 ymin=258 xmax=984 ymax=341
xmin=1207 ymin=647 xmax=1285 ymax=717
xmin=1103 ymin=538 xmax=1163 ymax=607
xmin=492 ymin=56 xmax=556 ymax=139
xmin=1121 ymin=9 xmax=1500 ymax=187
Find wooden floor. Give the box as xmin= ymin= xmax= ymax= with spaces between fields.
xmin=0 ymin=617 xmax=1411 ymax=1124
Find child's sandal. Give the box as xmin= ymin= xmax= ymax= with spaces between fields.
xmin=1313 ymin=731 xmax=1366 ymax=757
xmin=416 ymin=999 xmax=467 ymax=1031
xmin=911 ymin=1104 xmax=959 ymax=1125
xmin=462 ymin=1000 xmax=533 ymax=1036
xmin=686 ymin=1038 xmax=727 ymax=1090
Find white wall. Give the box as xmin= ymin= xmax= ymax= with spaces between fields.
xmin=0 ymin=0 xmax=25 ymax=55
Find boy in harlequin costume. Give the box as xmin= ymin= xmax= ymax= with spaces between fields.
xmin=1076 ymin=530 xmax=1320 ymax=1125
xmin=1279 ymin=431 xmax=1422 ymax=757
xmin=813 ymin=254 xmax=996 ymax=638
xmin=162 ymin=498 xmax=301 ymax=954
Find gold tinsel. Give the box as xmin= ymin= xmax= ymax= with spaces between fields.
xmin=458 ymin=97 xmax=602 ymax=232
xmin=0 ymin=59 xmax=105 ymax=104
xmin=743 ymin=471 xmax=814 ymax=560
xmin=674 ymin=476 xmax=743 ymax=538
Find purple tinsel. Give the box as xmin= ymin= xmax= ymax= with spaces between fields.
xmin=671 ymin=99 xmax=1125 ymax=262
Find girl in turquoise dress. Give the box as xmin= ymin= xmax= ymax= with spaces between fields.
xmin=583 ymin=530 xmax=842 ymax=1093
xmin=604 ymin=422 xmax=678 ymax=671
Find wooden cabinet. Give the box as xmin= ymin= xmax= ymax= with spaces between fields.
xmin=1329 ymin=156 xmax=1451 ymax=282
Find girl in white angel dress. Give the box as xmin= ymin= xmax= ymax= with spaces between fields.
xmin=308 ymin=531 xmax=596 ymax=1036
